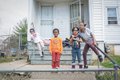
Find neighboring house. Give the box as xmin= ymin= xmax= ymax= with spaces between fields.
xmin=28 ymin=0 xmax=120 ymax=55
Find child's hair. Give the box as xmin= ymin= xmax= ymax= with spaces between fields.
xmin=72 ymin=27 xmax=79 ymax=32
xmin=30 ymin=28 xmax=35 ymax=33
xmin=79 ymin=21 xmax=87 ymax=27
xmin=53 ymin=28 xmax=59 ymax=34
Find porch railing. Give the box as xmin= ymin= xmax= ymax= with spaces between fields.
xmin=0 ymin=68 xmax=120 ymax=80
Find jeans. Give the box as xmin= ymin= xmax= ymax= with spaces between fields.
xmin=72 ymin=48 xmax=81 ymax=65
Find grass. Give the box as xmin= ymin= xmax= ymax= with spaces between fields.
xmin=96 ymin=55 xmax=120 ymax=80
xmin=0 ymin=57 xmax=13 ymax=63
xmin=101 ymin=55 xmax=120 ymax=68
xmin=0 ymin=56 xmax=25 ymax=63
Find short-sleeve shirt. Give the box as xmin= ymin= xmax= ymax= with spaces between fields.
xmin=70 ymin=35 xmax=81 ymax=49
xmin=79 ymin=28 xmax=92 ymax=41
xmin=31 ymin=32 xmax=43 ymax=43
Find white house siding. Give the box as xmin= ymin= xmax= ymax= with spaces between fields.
xmin=0 ymin=0 xmax=28 ymax=36
xmin=28 ymin=0 xmax=38 ymax=41
xmin=104 ymin=0 xmax=120 ymax=44
xmin=89 ymin=0 xmax=104 ymax=41
xmin=28 ymin=0 xmax=70 ymax=40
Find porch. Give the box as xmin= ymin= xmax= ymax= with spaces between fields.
xmin=28 ymin=0 xmax=89 ymax=40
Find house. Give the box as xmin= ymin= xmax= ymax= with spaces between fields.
xmin=27 ymin=0 xmax=120 ymax=55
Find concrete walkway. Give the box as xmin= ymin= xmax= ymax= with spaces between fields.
xmin=0 ymin=60 xmax=102 ymax=71
xmin=0 ymin=60 xmax=105 ymax=80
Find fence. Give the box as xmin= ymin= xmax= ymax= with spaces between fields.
xmin=0 ymin=33 xmax=27 ymax=57
xmin=0 ymin=68 xmax=120 ymax=80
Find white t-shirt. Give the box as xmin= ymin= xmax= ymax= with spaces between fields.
xmin=79 ymin=28 xmax=92 ymax=41
xmin=31 ymin=32 xmax=44 ymax=47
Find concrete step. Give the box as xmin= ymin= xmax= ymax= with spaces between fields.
xmin=28 ymin=51 xmax=91 ymax=55
xmin=28 ymin=42 xmax=93 ymax=65
xmin=30 ymin=54 xmax=92 ymax=60
xmin=30 ymin=60 xmax=92 ymax=65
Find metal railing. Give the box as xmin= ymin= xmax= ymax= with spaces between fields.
xmin=0 ymin=68 xmax=120 ymax=80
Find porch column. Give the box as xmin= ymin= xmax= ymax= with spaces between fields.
xmin=28 ymin=0 xmax=34 ymax=41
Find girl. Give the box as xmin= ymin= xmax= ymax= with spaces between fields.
xmin=30 ymin=28 xmax=44 ymax=57
xmin=79 ymin=22 xmax=103 ymax=68
xmin=70 ymin=27 xmax=82 ymax=69
xmin=49 ymin=28 xmax=63 ymax=69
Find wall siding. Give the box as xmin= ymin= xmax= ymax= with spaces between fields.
xmin=104 ymin=0 xmax=120 ymax=44
xmin=90 ymin=0 xmax=104 ymax=41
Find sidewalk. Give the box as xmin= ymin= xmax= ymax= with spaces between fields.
xmin=0 ymin=60 xmax=104 ymax=80
xmin=0 ymin=60 xmax=28 ymax=70
xmin=0 ymin=60 xmax=102 ymax=71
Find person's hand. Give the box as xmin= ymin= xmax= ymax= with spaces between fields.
xmin=71 ymin=35 xmax=74 ymax=39
xmin=93 ymin=41 xmax=97 ymax=45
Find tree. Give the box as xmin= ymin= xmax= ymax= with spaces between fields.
xmin=13 ymin=19 xmax=27 ymax=49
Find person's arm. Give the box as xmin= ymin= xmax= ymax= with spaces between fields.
xmin=70 ymin=35 xmax=74 ymax=45
xmin=79 ymin=38 xmax=83 ymax=42
xmin=49 ymin=39 xmax=52 ymax=54
xmin=86 ymin=28 xmax=97 ymax=45
xmin=60 ymin=38 xmax=63 ymax=54
xmin=78 ymin=35 xmax=83 ymax=42
xmin=30 ymin=35 xmax=34 ymax=41
xmin=91 ymin=33 xmax=96 ymax=45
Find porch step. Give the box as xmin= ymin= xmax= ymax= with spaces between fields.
xmin=28 ymin=42 xmax=92 ymax=65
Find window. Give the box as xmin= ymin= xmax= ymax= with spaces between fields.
xmin=107 ymin=8 xmax=118 ymax=24
xmin=41 ymin=6 xmax=53 ymax=25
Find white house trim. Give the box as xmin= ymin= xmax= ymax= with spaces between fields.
xmin=88 ymin=0 xmax=94 ymax=32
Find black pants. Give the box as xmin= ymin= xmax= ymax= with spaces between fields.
xmin=83 ymin=38 xmax=100 ymax=65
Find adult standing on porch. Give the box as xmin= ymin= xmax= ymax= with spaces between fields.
xmin=79 ymin=22 xmax=103 ymax=68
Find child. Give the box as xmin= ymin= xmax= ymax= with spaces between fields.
xmin=70 ymin=27 xmax=82 ymax=69
xmin=30 ymin=28 xmax=44 ymax=57
xmin=49 ymin=28 xmax=63 ymax=69
xmin=79 ymin=22 xmax=103 ymax=68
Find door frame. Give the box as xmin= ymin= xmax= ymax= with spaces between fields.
xmin=39 ymin=3 xmax=54 ymax=38
xmin=70 ymin=0 xmax=81 ymax=34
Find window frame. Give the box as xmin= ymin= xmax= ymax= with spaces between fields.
xmin=106 ymin=6 xmax=119 ymax=25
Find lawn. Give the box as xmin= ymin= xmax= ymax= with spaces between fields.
xmin=0 ymin=57 xmax=13 ymax=63
xmin=101 ymin=55 xmax=120 ymax=68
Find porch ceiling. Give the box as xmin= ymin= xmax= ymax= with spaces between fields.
xmin=36 ymin=0 xmax=73 ymax=3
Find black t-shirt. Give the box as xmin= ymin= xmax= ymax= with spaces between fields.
xmin=70 ymin=35 xmax=81 ymax=49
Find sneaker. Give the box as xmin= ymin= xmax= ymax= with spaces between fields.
xmin=56 ymin=67 xmax=60 ymax=69
xmin=98 ymin=55 xmax=103 ymax=62
xmin=42 ymin=52 xmax=44 ymax=56
xmin=72 ymin=65 xmax=75 ymax=69
xmin=84 ymin=65 xmax=88 ymax=69
xmin=79 ymin=65 xmax=83 ymax=69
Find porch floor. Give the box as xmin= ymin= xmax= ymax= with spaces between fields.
xmin=0 ymin=59 xmax=103 ymax=70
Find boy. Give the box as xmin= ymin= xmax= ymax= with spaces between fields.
xmin=49 ymin=28 xmax=63 ymax=69
xmin=70 ymin=27 xmax=82 ymax=69
xmin=30 ymin=28 xmax=44 ymax=57
xmin=79 ymin=22 xmax=103 ymax=68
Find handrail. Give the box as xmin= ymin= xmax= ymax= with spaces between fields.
xmin=79 ymin=35 xmax=120 ymax=69
xmin=0 ymin=68 xmax=115 ymax=73
xmin=95 ymin=45 xmax=120 ymax=69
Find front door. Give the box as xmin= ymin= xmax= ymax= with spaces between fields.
xmin=70 ymin=0 xmax=81 ymax=34
xmin=40 ymin=5 xmax=53 ymax=38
